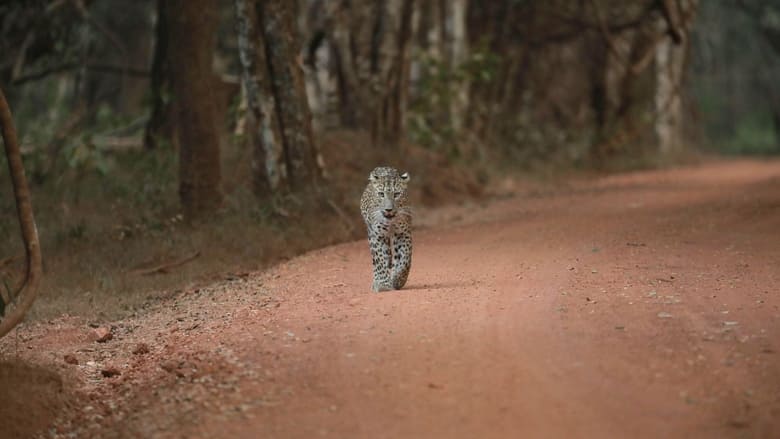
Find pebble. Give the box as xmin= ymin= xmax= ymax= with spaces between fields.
xmin=101 ymin=366 xmax=121 ymax=378
xmin=93 ymin=327 xmax=113 ymax=343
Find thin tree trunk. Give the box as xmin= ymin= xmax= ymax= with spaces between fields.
xmin=144 ymin=0 xmax=177 ymax=150
xmin=235 ymin=0 xmax=287 ymax=193
xmin=327 ymin=0 xmax=362 ymax=128
xmin=300 ymin=1 xmax=334 ymax=133
xmin=448 ymin=0 xmax=468 ymax=134
xmin=167 ymin=0 xmax=222 ymax=215
xmin=0 ymin=87 xmax=42 ymax=339
xmin=259 ymin=0 xmax=324 ymax=188
xmin=478 ymin=0 xmax=519 ymax=152
xmin=383 ymin=0 xmax=415 ymax=145
xmin=588 ymin=32 xmax=611 ymax=163
xmin=420 ymin=0 xmax=444 ymax=60
xmin=654 ymin=34 xmax=682 ymax=154
xmin=654 ymin=0 xmax=697 ymax=155
xmin=773 ymin=109 xmax=780 ymax=150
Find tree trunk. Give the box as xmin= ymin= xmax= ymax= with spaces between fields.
xmin=655 ymin=0 xmax=698 ymax=156
xmin=144 ymin=0 xmax=177 ymax=151
xmin=0 ymin=87 xmax=42 ymax=339
xmin=327 ymin=0 xmax=362 ymax=128
xmin=166 ymin=0 xmax=222 ymax=216
xmin=448 ymin=0 xmax=469 ymax=135
xmin=300 ymin=0 xmax=335 ymax=132
xmin=419 ymin=0 xmax=445 ymax=60
xmin=383 ymin=0 xmax=415 ymax=145
xmin=588 ymin=33 xmax=610 ymax=162
xmin=654 ymin=31 xmax=685 ymax=155
xmin=258 ymin=0 xmax=324 ymax=188
xmin=234 ymin=0 xmax=287 ymax=193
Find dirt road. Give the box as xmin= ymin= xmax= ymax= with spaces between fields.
xmin=3 ymin=160 xmax=780 ymax=438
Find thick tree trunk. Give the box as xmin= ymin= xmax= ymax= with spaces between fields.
xmin=234 ymin=0 xmax=287 ymax=193
xmin=258 ymin=0 xmax=324 ymax=188
xmin=167 ymin=0 xmax=222 ymax=216
xmin=0 ymin=87 xmax=42 ymax=339
xmin=144 ymin=0 xmax=177 ymax=151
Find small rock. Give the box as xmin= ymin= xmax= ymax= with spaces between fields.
xmin=64 ymin=354 xmax=79 ymax=365
xmin=160 ymin=360 xmax=185 ymax=377
xmin=657 ymin=312 xmax=673 ymax=319
xmin=101 ymin=366 xmax=121 ymax=378
xmin=132 ymin=343 xmax=150 ymax=355
xmin=93 ymin=327 xmax=113 ymax=343
xmin=723 ymin=321 xmax=739 ymax=326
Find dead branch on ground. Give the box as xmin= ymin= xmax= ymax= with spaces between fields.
xmin=131 ymin=251 xmax=201 ymax=276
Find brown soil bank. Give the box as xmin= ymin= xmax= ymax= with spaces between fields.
xmin=2 ymin=159 xmax=779 ymax=438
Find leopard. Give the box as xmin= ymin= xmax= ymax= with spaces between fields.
xmin=360 ymin=166 xmax=412 ymax=292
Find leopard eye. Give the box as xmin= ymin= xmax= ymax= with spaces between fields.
xmin=377 ymin=191 xmax=385 ymax=198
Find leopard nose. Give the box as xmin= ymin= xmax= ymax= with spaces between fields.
xmin=384 ymin=208 xmax=393 ymax=212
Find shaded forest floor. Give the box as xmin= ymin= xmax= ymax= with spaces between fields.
xmin=1 ymin=158 xmax=778 ymax=438
xmin=0 ymin=131 xmax=487 ymax=321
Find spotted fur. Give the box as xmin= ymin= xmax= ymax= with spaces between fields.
xmin=360 ymin=166 xmax=412 ymax=292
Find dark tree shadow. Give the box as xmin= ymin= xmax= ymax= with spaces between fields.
xmin=0 ymin=360 xmax=73 ymax=438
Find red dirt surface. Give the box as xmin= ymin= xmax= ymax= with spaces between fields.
xmin=2 ymin=159 xmax=779 ymax=438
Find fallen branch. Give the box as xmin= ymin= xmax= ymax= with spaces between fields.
xmin=132 ymin=251 xmax=201 ymax=276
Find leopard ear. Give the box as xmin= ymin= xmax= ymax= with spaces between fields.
xmin=400 ymin=172 xmax=410 ymax=181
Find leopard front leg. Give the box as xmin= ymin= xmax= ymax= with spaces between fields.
xmin=391 ymin=231 xmax=412 ymax=290
xmin=368 ymin=229 xmax=393 ymax=292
